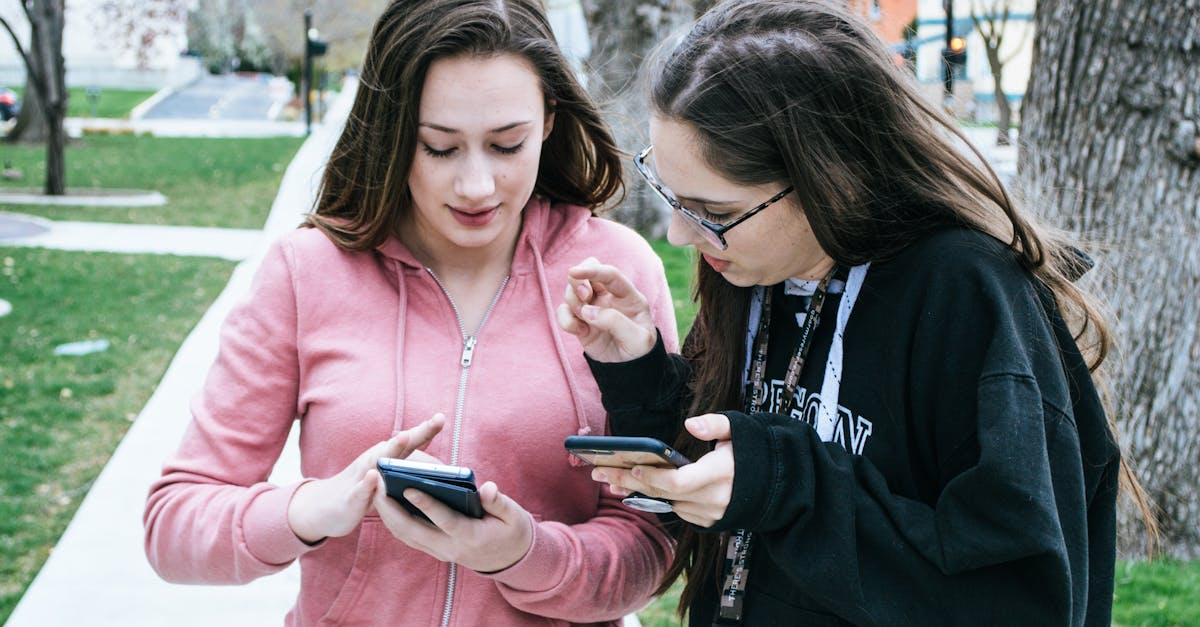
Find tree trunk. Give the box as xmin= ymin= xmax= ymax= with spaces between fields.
xmin=580 ymin=0 xmax=694 ymax=236
xmin=39 ymin=0 xmax=66 ymax=195
xmin=3 ymin=0 xmax=67 ymax=193
xmin=691 ymin=0 xmax=719 ymax=16
xmin=1019 ymin=0 xmax=1200 ymax=558
xmin=8 ymin=72 xmax=48 ymax=143
xmin=983 ymin=44 xmax=1011 ymax=146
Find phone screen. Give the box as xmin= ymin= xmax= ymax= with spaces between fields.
xmin=564 ymin=435 xmax=691 ymax=469
xmin=569 ymin=449 xmax=680 ymax=468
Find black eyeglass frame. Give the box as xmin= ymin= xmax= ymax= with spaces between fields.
xmin=634 ymin=145 xmax=794 ymax=250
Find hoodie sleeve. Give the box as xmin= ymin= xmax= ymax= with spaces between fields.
xmin=144 ymin=238 xmax=318 ymax=583
xmin=483 ymin=491 xmax=674 ymax=622
xmin=711 ymin=244 xmax=1115 ymax=626
xmin=588 ymin=333 xmax=692 ymax=444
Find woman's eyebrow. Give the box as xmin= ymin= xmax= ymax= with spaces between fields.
xmin=677 ymin=194 xmax=737 ymax=208
xmin=419 ymin=120 xmax=533 ymax=134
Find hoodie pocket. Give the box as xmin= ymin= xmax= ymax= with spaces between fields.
xmin=319 ymin=519 xmax=382 ymax=625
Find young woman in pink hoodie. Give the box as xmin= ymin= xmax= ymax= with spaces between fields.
xmin=143 ymin=1 xmax=678 ymax=625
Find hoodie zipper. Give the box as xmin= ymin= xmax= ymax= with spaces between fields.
xmin=425 ymin=268 xmax=509 ymax=627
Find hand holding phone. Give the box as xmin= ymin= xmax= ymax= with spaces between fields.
xmin=377 ymin=457 xmax=484 ymax=522
xmin=564 ymin=435 xmax=691 ymax=513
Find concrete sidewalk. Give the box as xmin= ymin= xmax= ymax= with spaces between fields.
xmin=3 ymin=82 xmax=355 ymax=627
xmin=0 ymin=216 xmax=263 ymax=261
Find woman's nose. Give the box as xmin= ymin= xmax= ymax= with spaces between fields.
xmin=666 ymin=210 xmax=700 ymax=248
xmin=455 ymin=154 xmax=496 ymax=201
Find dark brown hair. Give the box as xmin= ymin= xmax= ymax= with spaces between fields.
xmin=306 ymin=0 xmax=624 ymax=250
xmin=650 ymin=0 xmax=1157 ymax=614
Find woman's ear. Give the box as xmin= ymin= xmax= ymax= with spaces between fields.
xmin=543 ymin=99 xmax=557 ymax=141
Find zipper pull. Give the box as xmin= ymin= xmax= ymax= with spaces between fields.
xmin=461 ymin=336 xmax=477 ymax=367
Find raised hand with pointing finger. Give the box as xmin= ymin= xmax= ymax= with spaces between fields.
xmin=557 ymin=257 xmax=659 ymax=363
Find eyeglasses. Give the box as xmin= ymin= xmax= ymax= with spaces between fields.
xmin=634 ymin=145 xmax=794 ymax=250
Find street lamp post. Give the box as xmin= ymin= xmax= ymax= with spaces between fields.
xmin=303 ymin=9 xmax=328 ymax=136
xmin=943 ymin=0 xmax=955 ymax=101
xmin=304 ymin=9 xmax=313 ymax=135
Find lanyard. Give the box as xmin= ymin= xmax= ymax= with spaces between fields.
xmin=716 ymin=268 xmax=837 ymax=624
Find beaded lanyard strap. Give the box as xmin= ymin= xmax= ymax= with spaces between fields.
xmin=716 ymin=267 xmax=837 ymax=624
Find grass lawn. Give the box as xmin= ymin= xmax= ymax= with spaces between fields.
xmin=0 ymin=247 xmax=236 ymax=622
xmin=637 ymin=558 xmax=1200 ymax=626
xmin=0 ymin=135 xmax=305 ymax=228
xmin=3 ymin=86 xmax=157 ymax=119
xmin=1113 ymin=559 xmax=1200 ymax=626
xmin=649 ymin=238 xmax=697 ymax=338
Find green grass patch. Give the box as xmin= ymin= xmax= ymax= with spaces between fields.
xmin=650 ymin=238 xmax=696 ymax=339
xmin=1114 ymin=559 xmax=1200 ymax=626
xmin=0 ymin=135 xmax=304 ymax=228
xmin=0 ymin=247 xmax=235 ymax=622
xmin=636 ymin=558 xmax=1200 ymax=626
xmin=3 ymin=86 xmax=157 ymax=119
xmin=637 ymin=579 xmax=685 ymax=626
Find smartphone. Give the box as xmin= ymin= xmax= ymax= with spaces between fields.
xmin=376 ymin=457 xmax=483 ymax=521
xmin=564 ymin=435 xmax=691 ymax=514
xmin=564 ymin=435 xmax=691 ymax=469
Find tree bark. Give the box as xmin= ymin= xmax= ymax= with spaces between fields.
xmin=8 ymin=72 xmax=49 ymax=143
xmin=969 ymin=1 xmax=1017 ymax=146
xmin=984 ymin=44 xmax=1012 ymax=146
xmin=39 ymin=0 xmax=66 ymax=195
xmin=1 ymin=0 xmax=67 ymax=194
xmin=580 ymin=0 xmax=695 ymax=236
xmin=1019 ymin=0 xmax=1200 ymax=558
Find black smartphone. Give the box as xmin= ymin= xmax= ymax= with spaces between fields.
xmin=564 ymin=435 xmax=692 ymax=469
xmin=564 ymin=435 xmax=691 ymax=514
xmin=376 ymin=457 xmax=484 ymax=521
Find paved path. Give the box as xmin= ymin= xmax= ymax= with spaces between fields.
xmin=0 ymin=216 xmax=262 ymax=261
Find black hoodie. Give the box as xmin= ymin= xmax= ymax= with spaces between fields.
xmin=589 ymin=228 xmax=1119 ymax=626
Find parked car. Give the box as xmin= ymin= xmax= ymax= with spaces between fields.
xmin=0 ymin=87 xmax=20 ymax=121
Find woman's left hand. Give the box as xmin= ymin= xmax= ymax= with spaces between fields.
xmin=592 ymin=414 xmax=735 ymax=528
xmin=373 ymin=477 xmax=534 ymax=573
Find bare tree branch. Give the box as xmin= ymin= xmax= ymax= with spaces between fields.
xmin=0 ymin=16 xmax=36 ymax=81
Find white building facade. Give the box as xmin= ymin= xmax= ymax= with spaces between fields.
xmin=0 ymin=0 xmax=198 ymax=90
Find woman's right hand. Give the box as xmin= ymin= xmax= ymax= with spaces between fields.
xmin=590 ymin=414 xmax=735 ymax=527
xmin=556 ymin=257 xmax=658 ymax=362
xmin=287 ymin=414 xmax=445 ymax=544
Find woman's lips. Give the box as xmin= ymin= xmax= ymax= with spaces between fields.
xmin=702 ymin=253 xmax=730 ymax=273
xmin=450 ymin=205 xmax=499 ymax=227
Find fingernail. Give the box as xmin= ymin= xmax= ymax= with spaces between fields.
xmin=581 ymin=305 xmax=598 ymax=320
xmin=631 ymin=467 xmax=642 ymax=478
xmin=576 ymin=284 xmax=589 ymax=300
xmin=593 ymin=470 xmax=607 ymax=483
xmin=405 ymin=490 xmax=422 ymax=504
xmin=686 ymin=417 xmax=707 ymax=436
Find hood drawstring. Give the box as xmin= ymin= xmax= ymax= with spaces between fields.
xmin=529 ymin=242 xmax=595 ymax=468
xmin=389 ymin=258 xmax=410 ymax=436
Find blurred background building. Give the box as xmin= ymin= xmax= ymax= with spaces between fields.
xmin=0 ymin=0 xmax=199 ymax=90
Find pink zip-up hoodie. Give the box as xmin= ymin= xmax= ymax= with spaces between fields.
xmin=144 ymin=198 xmax=679 ymax=626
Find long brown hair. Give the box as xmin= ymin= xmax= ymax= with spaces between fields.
xmin=305 ymin=0 xmax=624 ymax=250
xmin=649 ymin=0 xmax=1157 ymax=614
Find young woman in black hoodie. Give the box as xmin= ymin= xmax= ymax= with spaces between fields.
xmin=557 ymin=1 xmax=1156 ymax=625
